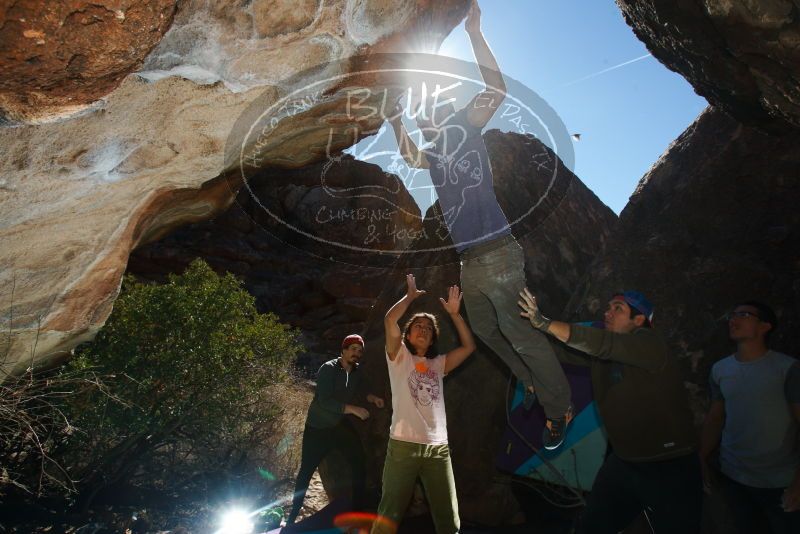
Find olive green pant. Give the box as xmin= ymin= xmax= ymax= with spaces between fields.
xmin=460 ymin=237 xmax=571 ymax=420
xmin=371 ymin=439 xmax=460 ymax=534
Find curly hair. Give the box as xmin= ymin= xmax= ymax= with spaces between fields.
xmin=402 ymin=313 xmax=440 ymax=359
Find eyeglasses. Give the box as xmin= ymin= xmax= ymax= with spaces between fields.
xmin=726 ymin=311 xmax=760 ymax=321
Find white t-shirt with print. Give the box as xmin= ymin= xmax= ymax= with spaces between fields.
xmin=387 ymin=343 xmax=448 ymax=445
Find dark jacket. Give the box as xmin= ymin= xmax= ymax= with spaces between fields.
xmin=555 ymin=324 xmax=696 ymax=462
xmin=306 ymin=358 xmax=365 ymax=429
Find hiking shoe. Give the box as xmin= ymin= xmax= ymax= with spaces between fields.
xmin=542 ymin=405 xmax=574 ymax=450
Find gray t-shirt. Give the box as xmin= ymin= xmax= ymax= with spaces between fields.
xmin=710 ymin=350 xmax=800 ymax=488
xmin=424 ymin=107 xmax=511 ymax=253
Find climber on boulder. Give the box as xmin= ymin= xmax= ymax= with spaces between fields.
xmin=387 ymin=0 xmax=573 ymax=451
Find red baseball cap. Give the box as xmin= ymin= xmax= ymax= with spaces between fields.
xmin=342 ymin=334 xmax=365 ymax=349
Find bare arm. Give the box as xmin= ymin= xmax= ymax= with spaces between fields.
xmin=385 ymin=274 xmax=426 ymax=360
xmin=699 ymin=400 xmax=725 ymax=462
xmin=388 ymin=104 xmax=430 ymax=169
xmin=782 ymin=403 xmax=800 ymax=511
xmin=440 ymin=285 xmax=476 ymax=374
xmin=699 ymin=399 xmax=725 ymax=493
xmin=464 ymin=0 xmax=506 ymax=128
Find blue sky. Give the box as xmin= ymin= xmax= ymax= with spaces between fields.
xmin=348 ymin=0 xmax=708 ymax=215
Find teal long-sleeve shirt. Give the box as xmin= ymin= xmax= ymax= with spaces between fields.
xmin=305 ymin=358 xmax=365 ymax=429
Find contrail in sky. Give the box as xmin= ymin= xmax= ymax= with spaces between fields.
xmin=561 ymin=53 xmax=653 ymax=87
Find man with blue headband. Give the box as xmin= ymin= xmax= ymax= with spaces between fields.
xmin=518 ymin=289 xmax=701 ymax=534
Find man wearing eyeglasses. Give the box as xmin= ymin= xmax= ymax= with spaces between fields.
xmin=700 ymin=301 xmax=800 ymax=533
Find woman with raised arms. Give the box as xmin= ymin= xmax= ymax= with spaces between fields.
xmin=372 ymin=274 xmax=476 ymax=534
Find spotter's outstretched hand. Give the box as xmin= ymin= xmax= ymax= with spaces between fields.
xmin=518 ymin=287 xmax=551 ymax=332
xmin=439 ymin=285 xmax=463 ymax=315
xmin=406 ymin=274 xmax=426 ymax=301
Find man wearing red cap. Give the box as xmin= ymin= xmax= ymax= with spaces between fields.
xmin=285 ymin=334 xmax=385 ymax=527
xmin=518 ymin=289 xmax=701 ymax=534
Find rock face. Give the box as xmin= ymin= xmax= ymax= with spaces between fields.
xmin=566 ymin=106 xmax=800 ymax=421
xmin=129 ymin=155 xmax=421 ymax=364
xmin=484 ymin=130 xmax=618 ymax=315
xmin=616 ymin=0 xmax=800 ymax=131
xmin=0 ymin=0 xmax=470 ymax=375
xmin=129 ymin=130 xmax=618 ymax=526
xmin=0 ymin=0 xmax=177 ymax=123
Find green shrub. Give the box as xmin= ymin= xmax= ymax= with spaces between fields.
xmin=63 ymin=259 xmax=302 ymax=502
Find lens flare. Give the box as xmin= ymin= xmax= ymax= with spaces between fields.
xmin=257 ymin=467 xmax=276 ymax=481
xmin=334 ymin=511 xmax=394 ymax=533
xmin=219 ymin=509 xmax=254 ymax=534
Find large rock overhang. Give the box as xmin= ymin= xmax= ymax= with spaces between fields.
xmin=616 ymin=0 xmax=800 ymax=132
xmin=0 ymin=0 xmax=470 ymax=375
